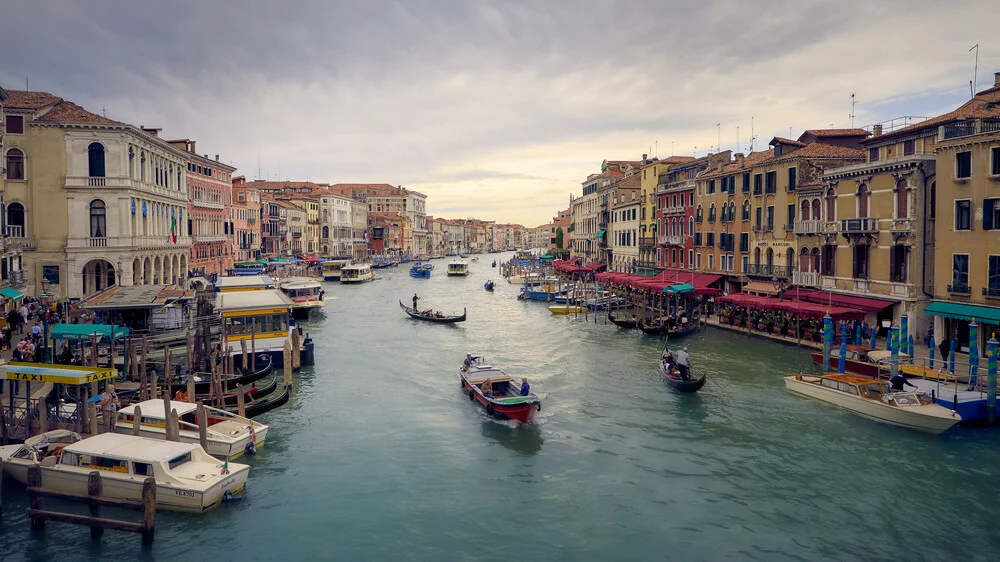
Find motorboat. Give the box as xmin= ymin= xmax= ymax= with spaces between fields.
xmin=507 ymin=272 xmax=545 ymax=285
xmin=0 ymin=431 xmax=248 ymax=512
xmin=278 ymin=277 xmax=326 ymax=319
xmin=409 ymin=262 xmax=433 ymax=278
xmin=459 ymin=356 xmax=540 ymax=423
xmin=341 ymin=264 xmax=375 ymax=283
xmin=215 ymin=290 xmax=311 ymax=367
xmin=399 ymin=301 xmax=467 ymax=323
xmin=447 ymin=261 xmax=470 ymax=276
xmin=116 ymin=399 xmax=269 ymax=460
xmin=548 ymin=304 xmax=587 ymax=314
xmin=321 ymin=259 xmax=352 ymax=281
xmin=484 ymin=280 xmax=495 ymax=291
xmin=808 ymin=345 xmax=906 ymax=378
xmin=784 ymin=373 xmax=961 ymax=433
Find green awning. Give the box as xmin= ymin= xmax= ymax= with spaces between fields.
xmin=924 ymin=301 xmax=1000 ymax=324
xmin=235 ymin=261 xmax=267 ymax=268
xmin=0 ymin=287 xmax=24 ymax=301
xmin=597 ymin=229 xmax=606 ymax=238
xmin=664 ymin=283 xmax=695 ymax=294
xmin=269 ymin=258 xmax=287 ymax=263
xmin=50 ymin=324 xmax=131 ymax=342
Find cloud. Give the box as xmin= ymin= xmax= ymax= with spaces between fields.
xmin=2 ymin=0 xmax=998 ymax=226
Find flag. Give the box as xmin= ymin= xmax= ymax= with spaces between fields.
xmin=221 ymin=459 xmax=229 ymax=475
xmin=171 ymin=215 xmax=177 ymax=244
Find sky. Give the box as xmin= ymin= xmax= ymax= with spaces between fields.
xmin=2 ymin=0 xmax=998 ymax=226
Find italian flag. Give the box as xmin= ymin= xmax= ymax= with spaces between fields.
xmin=171 ymin=215 xmax=177 ymax=244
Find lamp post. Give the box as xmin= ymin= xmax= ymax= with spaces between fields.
xmin=40 ymin=277 xmax=53 ymax=363
xmin=116 ymin=259 xmax=123 ymax=286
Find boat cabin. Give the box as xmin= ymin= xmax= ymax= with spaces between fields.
xmin=447 ymin=261 xmax=469 ymax=275
xmin=214 ymin=275 xmax=276 ymax=293
xmin=118 ymin=399 xmax=258 ymax=438
xmin=56 ymin=433 xmax=206 ymax=477
xmin=278 ymin=277 xmax=324 ymax=303
xmin=215 ymin=289 xmax=292 ymax=342
xmin=321 ymin=259 xmax=352 ymax=280
xmin=340 ymin=264 xmax=374 ymax=283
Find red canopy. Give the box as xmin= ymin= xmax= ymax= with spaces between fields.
xmin=717 ymin=294 xmax=864 ymax=320
xmin=792 ymin=289 xmax=896 ymax=313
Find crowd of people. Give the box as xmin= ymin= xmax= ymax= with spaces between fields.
xmin=716 ymin=304 xmax=875 ymax=344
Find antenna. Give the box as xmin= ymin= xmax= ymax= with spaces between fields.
xmin=655 ymin=141 xmax=658 ymax=158
xmin=671 ymin=141 xmax=674 ymax=157
xmin=970 ymin=43 xmax=980 ymax=97
xmin=736 ymin=126 xmax=740 ymax=154
xmin=717 ymin=123 xmax=721 ymax=154
xmin=849 ymin=93 xmax=856 ymax=128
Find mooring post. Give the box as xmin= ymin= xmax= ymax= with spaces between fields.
xmin=163 ymin=345 xmax=172 ymax=401
xmin=283 ymin=340 xmax=293 ymax=388
xmin=132 ymin=405 xmax=142 ymax=436
xmin=88 ymin=470 xmax=104 ymax=538
xmin=141 ymin=478 xmax=156 ymax=545
xmin=197 ymin=401 xmax=208 ymax=451
xmin=186 ymin=375 xmax=196 ymax=404
xmin=291 ymin=330 xmax=302 ymax=371
xmin=28 ymin=464 xmax=44 ymax=530
xmin=167 ymin=409 xmax=180 ymax=442
xmin=236 ymin=383 xmax=246 ymax=418
xmin=88 ymin=402 xmax=99 ymax=436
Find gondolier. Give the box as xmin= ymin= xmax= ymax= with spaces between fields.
xmin=413 ymin=293 xmax=419 ymax=310
xmin=674 ymin=347 xmax=691 ymax=381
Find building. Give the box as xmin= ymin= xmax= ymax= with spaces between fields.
xmin=168 ymin=140 xmax=236 ymax=278
xmin=320 ymin=191 xmax=354 ymax=258
xmin=231 ymin=176 xmax=261 ymax=264
xmin=653 ymin=154 xmax=720 ymax=272
xmin=571 ymin=158 xmax=642 ymax=261
xmin=640 ymin=156 xmax=695 ymax=273
xmin=0 ymin=85 xmax=20 ymax=288
xmin=608 ymin=175 xmax=641 ymax=271
xmin=2 ymin=90 xmax=191 ymax=298
xmin=332 ymin=183 xmax=426 ymax=257
xmin=350 ymin=197 xmax=368 ymax=261
xmin=260 ymin=197 xmax=286 ymax=257
xmin=282 ymin=201 xmax=307 ymax=255
xmin=551 ymin=207 xmax=571 ymax=252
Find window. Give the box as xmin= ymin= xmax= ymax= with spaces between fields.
xmin=696 ymin=205 xmax=703 ymax=223
xmin=895 ymin=180 xmax=908 ymax=218
xmin=890 ymin=245 xmax=908 ymax=282
xmin=688 ymin=250 xmax=694 ymax=267
xmin=708 ymin=254 xmax=714 ymax=271
xmin=689 ymin=216 xmax=694 ymax=236
xmin=6 ymin=115 xmax=24 ymax=134
xmin=87 ymin=142 xmax=105 ymax=177
xmin=42 ymin=265 xmax=60 ymax=285
xmin=955 ymin=200 xmax=971 ymax=230
xmin=787 ymin=167 xmax=797 ymax=191
xmin=89 ymin=200 xmax=106 ymax=237
xmin=696 ymin=253 xmax=701 ymax=269
xmin=742 ymin=173 xmax=750 ymax=193
xmin=755 ymin=207 xmax=762 ymax=227
xmin=869 ymin=147 xmax=879 ymax=162
xmin=5 ymin=148 xmax=25 ymax=180
xmin=708 ymin=204 xmax=716 ymax=222
xmin=989 ymin=256 xmax=1000 ymax=291
xmin=742 ymin=255 xmax=749 ymax=272
xmin=739 ymin=232 xmax=749 ymax=252
xmin=853 ymin=244 xmax=869 ymax=279
xmin=956 ymin=151 xmax=972 ymax=179
xmin=766 ymin=206 xmax=774 ymax=229
xmin=992 ymin=147 xmax=1000 ymax=176
xmin=786 ymin=203 xmax=795 ymax=228
xmin=903 ymin=140 xmax=915 ymax=156
xmin=952 ymin=254 xmax=969 ymax=290
xmin=6 ymin=202 xmax=25 ymax=237
xmin=753 ymin=174 xmax=762 ymax=195
xmin=742 ymin=200 xmax=751 ymax=221
xmin=707 ymin=180 xmax=715 ymax=194
xmin=706 ymin=232 xmax=714 ymax=247
xmin=857 ymin=185 xmax=869 ymax=218
xmin=765 ymin=171 xmax=776 ymax=194
xmin=821 ymin=245 xmax=836 ymax=276
xmin=984 ymin=199 xmax=1000 ymax=230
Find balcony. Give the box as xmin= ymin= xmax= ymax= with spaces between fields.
xmin=88 ymin=177 xmax=106 ymax=187
xmin=658 ymin=235 xmax=684 ymax=246
xmin=822 ymin=221 xmax=839 ymax=234
xmin=639 ymin=236 xmax=656 ymax=248
xmin=784 ymin=224 xmax=794 ymax=231
xmin=840 ymin=218 xmax=878 ymax=234
xmin=984 ymin=287 xmax=1000 ymax=298
xmin=948 ymin=284 xmax=971 ymax=295
xmin=792 ymin=271 xmax=820 ymax=287
xmin=764 ymin=224 xmax=774 ymax=232
xmin=193 ymin=234 xmax=229 ymax=243
xmin=4 ymin=236 xmax=36 ymax=251
xmin=89 ymin=237 xmax=107 ymax=247
xmin=890 ymin=218 xmax=913 ymax=233
xmin=192 ymin=199 xmax=225 ymax=210
xmin=745 ymin=264 xmax=791 ymax=278
xmin=292 ymin=231 xmax=303 ymax=238
xmin=662 ymin=206 xmax=685 ymax=216
xmin=794 ymin=220 xmax=822 ymax=235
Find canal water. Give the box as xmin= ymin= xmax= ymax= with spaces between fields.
xmin=2 ymin=254 xmax=999 ymax=561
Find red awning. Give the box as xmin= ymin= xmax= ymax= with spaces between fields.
xmin=717 ymin=294 xmax=864 ymax=320
xmin=793 ymin=289 xmax=896 ymax=313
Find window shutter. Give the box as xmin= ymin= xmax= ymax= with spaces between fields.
xmin=985 ymin=199 xmax=996 ymax=231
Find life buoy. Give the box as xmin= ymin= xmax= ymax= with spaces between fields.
xmin=486 ymin=402 xmax=494 ymax=416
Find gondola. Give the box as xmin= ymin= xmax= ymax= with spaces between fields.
xmin=607 ymin=312 xmax=639 ymax=329
xmin=226 ymin=384 xmax=291 ymax=418
xmin=661 ymin=364 xmax=707 ymax=393
xmin=491 ymin=261 xmax=497 ymax=267
xmin=170 ymin=354 xmax=273 ymax=395
xmin=200 ymin=376 xmax=277 ymax=406
xmin=399 ymin=300 xmax=467 ymax=323
xmin=484 ymin=280 xmax=495 ymax=291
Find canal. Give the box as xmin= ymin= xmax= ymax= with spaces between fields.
xmin=2 ymin=254 xmax=999 ymax=560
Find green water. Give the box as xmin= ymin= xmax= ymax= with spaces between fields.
xmin=2 ymin=254 xmax=999 ymax=561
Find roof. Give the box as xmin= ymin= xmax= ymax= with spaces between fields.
xmin=770 ymin=136 xmax=807 ymax=148
xmin=120 ymin=399 xmax=197 ymax=419
xmin=277 ymin=277 xmax=321 ymax=290
xmin=867 ymin=90 xmax=1000 ymax=143
xmin=215 ymin=289 xmax=294 ymax=312
xmin=63 ymin=432 xmax=199 ymax=463
xmin=3 ymin=89 xmax=62 ymax=110
xmin=215 ymin=275 xmax=275 ymax=290
xmin=50 ymin=324 xmax=130 ymax=341
xmin=80 ymin=284 xmax=195 ymax=309
xmin=35 ymin=100 xmax=121 ymax=124
xmin=0 ymin=362 xmax=117 ymax=384
xmin=794 ymin=289 xmax=896 ymax=313
xmin=801 ymin=128 xmax=870 ymax=139
xmin=658 ymin=156 xmax=697 ymax=165
xmin=772 ymin=142 xmax=865 ymax=163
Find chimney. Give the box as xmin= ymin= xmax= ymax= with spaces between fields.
xmin=872 ymin=124 xmax=883 ymax=137
xmin=736 ymin=153 xmax=745 ymax=168
xmin=215 ymin=154 xmax=219 ymax=162
xmin=995 ymin=71 xmax=1000 ymax=87
xmin=642 ymin=153 xmax=647 ymax=163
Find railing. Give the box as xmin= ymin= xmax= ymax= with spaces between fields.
xmin=792 ymin=271 xmax=820 ymax=287
xmin=89 ymin=237 xmax=107 ymax=247
xmin=193 ymin=235 xmax=229 ymax=243
xmin=658 ymin=235 xmax=684 ymax=246
xmin=984 ymin=287 xmax=1000 ymax=297
xmin=639 ymin=237 xmax=656 ymax=247
xmin=890 ymin=218 xmax=913 ymax=233
xmin=764 ymin=225 xmax=774 ymax=232
xmin=5 ymin=236 xmax=36 ymax=251
xmin=794 ymin=220 xmax=822 ymax=235
xmin=948 ymin=284 xmax=971 ymax=295
xmin=822 ymin=221 xmax=839 ymax=234
xmin=854 ymin=279 xmax=870 ymax=291
xmin=942 ymin=121 xmax=978 ymax=140
xmin=192 ymin=199 xmax=225 ymax=210
xmin=88 ymin=177 xmax=106 ymax=187
xmin=7 ymin=225 xmax=24 ymax=238
xmin=745 ymin=264 xmax=791 ymax=278
xmin=840 ymin=217 xmax=878 ymax=233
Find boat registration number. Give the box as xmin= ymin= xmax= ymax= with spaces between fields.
xmin=174 ymin=490 xmax=196 ymax=497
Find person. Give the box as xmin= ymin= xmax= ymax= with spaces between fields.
xmin=674 ymin=347 xmax=691 ymax=381
xmin=19 ymin=303 xmax=28 ymax=326
xmin=99 ymin=384 xmax=121 ymax=434
xmin=59 ymin=342 xmax=72 ymax=364
xmin=31 ymin=322 xmax=42 ymax=338
xmin=174 ymin=388 xmax=189 ymax=402
xmin=482 ymin=378 xmax=493 ymax=398
xmin=890 ymin=371 xmax=916 ymax=392
xmin=463 ymin=354 xmax=473 ymax=371
xmin=412 ymin=293 xmax=419 ymax=310
xmin=520 ymin=377 xmax=530 ymax=396
xmin=926 ymin=325 xmax=934 ymax=349
xmin=938 ymin=337 xmax=951 ymax=373
xmin=661 ymin=347 xmax=674 ymax=373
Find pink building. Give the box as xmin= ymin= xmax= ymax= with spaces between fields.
xmin=231 ymin=176 xmax=261 ymax=263
xmin=168 ymin=140 xmax=237 ymax=277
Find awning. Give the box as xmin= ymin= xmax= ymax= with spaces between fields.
xmin=665 ymin=283 xmax=695 ymax=294
xmin=743 ymin=281 xmax=782 ymax=296
xmin=795 ymin=289 xmax=896 ymax=313
xmin=0 ymin=287 xmax=24 ymax=301
xmin=924 ymin=301 xmax=1000 ymax=324
xmin=50 ymin=324 xmax=131 ymax=342
xmin=597 ymin=229 xmax=606 ymax=238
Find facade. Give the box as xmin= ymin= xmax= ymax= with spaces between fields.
xmin=2 ymin=90 xmax=191 ymax=299
xmin=654 ymin=154 xmax=722 ymax=272
xmin=350 ymin=198 xmax=368 ymax=261
xmin=640 ymin=156 xmax=694 ymax=273
xmin=321 ymin=192 xmax=354 ymax=257
xmin=231 ymin=176 xmax=261 ymax=264
xmin=0 ymin=85 xmax=19 ymax=288
xmin=609 ymin=178 xmax=641 ymax=271
xmin=571 ymin=159 xmax=641 ymax=261
xmin=169 ymin=140 xmax=236 ymax=277
xmin=551 ymin=208 xmax=571 ymax=251
xmin=332 ymin=184 xmax=424 ymax=256
xmin=260 ymin=198 xmax=285 ymax=257
xmin=283 ymin=202 xmax=307 ymax=255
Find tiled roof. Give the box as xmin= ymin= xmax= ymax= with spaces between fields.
xmin=867 ymin=89 xmax=1000 ymax=142
xmin=659 ymin=156 xmax=697 ymax=165
xmin=249 ymin=180 xmax=327 ymax=192
xmin=802 ymin=128 xmax=870 ymax=138
xmin=35 ymin=100 xmax=121 ymax=125
xmin=773 ymin=142 xmax=865 ymax=162
xmin=3 ymin=90 xmax=62 ymax=110
xmin=613 ymin=174 xmax=641 ymax=188
xmin=770 ymin=137 xmax=806 ymax=148
xmin=332 ymin=183 xmax=408 ymax=197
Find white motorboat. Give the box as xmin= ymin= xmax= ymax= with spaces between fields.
xmin=447 ymin=261 xmax=470 ymax=276
xmin=278 ymin=276 xmax=326 ymax=318
xmin=0 ymin=431 xmax=248 ymax=512
xmin=784 ymin=373 xmax=961 ymax=433
xmin=340 ymin=264 xmax=375 ymax=283
xmin=116 ymin=399 xmax=269 ymax=460
xmin=507 ymin=272 xmax=545 ymax=285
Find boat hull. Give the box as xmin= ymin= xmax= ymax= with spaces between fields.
xmin=548 ymin=305 xmax=586 ymax=314
xmin=460 ymin=378 xmax=539 ymax=424
xmin=661 ymin=368 xmax=706 ymax=393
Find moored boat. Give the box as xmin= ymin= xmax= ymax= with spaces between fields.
xmin=278 ymin=276 xmax=326 ymax=319
xmin=0 ymin=432 xmax=248 ymax=512
xmin=784 ymin=373 xmax=961 ymax=433
xmin=225 ymin=384 xmax=291 ymax=418
xmin=170 ymin=354 xmax=273 ymax=395
xmin=549 ymin=304 xmax=587 ymax=314
xmin=459 ymin=356 xmax=540 ymax=423
xmin=399 ymin=300 xmax=466 ymax=323
xmin=341 ymin=264 xmax=375 ymax=283
xmin=607 ymin=312 xmax=640 ymax=329
xmin=809 ymin=346 xmax=906 ymax=378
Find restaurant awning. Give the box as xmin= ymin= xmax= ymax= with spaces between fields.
xmin=665 ymin=283 xmax=695 ymax=294
xmin=0 ymin=287 xmax=24 ymax=301
xmin=0 ymin=363 xmax=117 ymax=384
xmin=743 ymin=281 xmax=782 ymax=296
xmin=794 ymin=289 xmax=896 ymax=313
xmin=924 ymin=301 xmax=1000 ymax=324
xmin=50 ymin=324 xmax=131 ymax=342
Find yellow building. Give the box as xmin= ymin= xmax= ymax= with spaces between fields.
xmin=638 ymin=156 xmax=694 ymax=274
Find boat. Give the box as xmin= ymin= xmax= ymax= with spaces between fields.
xmin=116 ymin=399 xmax=269 ymax=460
xmin=459 ymin=356 xmax=540 ymax=423
xmin=548 ymin=304 xmax=587 ymax=314
xmin=409 ymin=262 xmax=433 ymax=278
xmin=170 ymin=354 xmax=274 ymax=395
xmin=484 ymin=280 xmax=495 ymax=291
xmin=321 ymin=259 xmax=352 ymax=281
xmin=0 ymin=431 xmax=248 ymax=512
xmin=661 ymin=363 xmax=706 ymax=393
xmin=507 ymin=272 xmax=545 ymax=285
xmin=491 ymin=261 xmax=497 ymax=268
xmin=340 ymin=264 xmax=375 ymax=283
xmin=607 ymin=312 xmax=640 ymax=329
xmin=784 ymin=373 xmax=961 ymax=433
xmin=447 ymin=261 xmax=470 ymax=276
xmin=639 ymin=317 xmax=697 ymax=337
xmin=809 ymin=346 xmax=908 ymax=378
xmin=585 ymin=293 xmax=625 ymax=310
xmin=278 ymin=277 xmax=326 ymax=319
xmin=210 ymin=376 xmax=277 ymax=405
xmin=399 ymin=301 xmax=467 ymax=323
xmin=215 ymin=275 xmax=276 ymax=293
xmin=226 ymin=384 xmax=291 ymax=418
xmin=215 ymin=290 xmax=313 ymax=367
xmin=517 ymin=280 xmax=568 ymax=301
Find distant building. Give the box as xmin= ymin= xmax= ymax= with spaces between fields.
xmin=231 ymin=176 xmax=261 ymax=263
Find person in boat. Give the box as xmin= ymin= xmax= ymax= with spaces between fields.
xmin=435 ymin=311 xmax=444 ymax=318
xmin=890 ymin=371 xmax=917 ymax=392
xmin=174 ymin=388 xmax=189 ymax=402
xmin=674 ymin=347 xmax=691 ymax=381
xmin=482 ymin=379 xmax=493 ymax=398
xmin=661 ymin=348 xmax=674 ymax=373
xmin=413 ymin=293 xmax=419 ymax=311
xmin=520 ymin=377 xmax=530 ymax=396
xmin=463 ymin=354 xmax=473 ymax=371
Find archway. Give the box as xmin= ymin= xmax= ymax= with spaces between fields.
xmin=132 ymin=258 xmax=140 ymax=285
xmin=82 ymin=258 xmax=116 ymax=296
xmin=143 ymin=257 xmax=152 ymax=285
xmin=153 ymin=256 xmax=161 ymax=284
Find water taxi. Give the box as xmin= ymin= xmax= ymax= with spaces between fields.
xmin=341 ymin=263 xmax=375 ymax=283
xmin=460 ymin=356 xmax=540 ymax=423
xmin=409 ymin=262 xmax=433 ymax=278
xmin=215 ymin=289 xmax=312 ymax=366
xmin=447 ymin=261 xmax=470 ymax=276
xmin=784 ymin=373 xmax=961 ymax=433
xmin=0 ymin=432 xmax=248 ymax=512
xmin=214 ymin=275 xmax=276 ymax=293
xmin=321 ymin=259 xmax=352 ymax=281
xmin=117 ymin=399 xmax=269 ymax=460
xmin=278 ymin=276 xmax=326 ymax=319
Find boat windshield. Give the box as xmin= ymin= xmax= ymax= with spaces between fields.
xmin=884 ymin=392 xmax=933 ymax=406
xmin=168 ymin=453 xmax=193 ymax=470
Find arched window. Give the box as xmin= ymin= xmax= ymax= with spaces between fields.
xmin=786 ymin=248 xmax=794 ymax=272
xmin=895 ymin=179 xmax=908 ymax=218
xmin=696 ymin=205 xmax=703 ymax=222
xmin=811 ymin=247 xmax=820 ymax=273
xmin=708 ymin=203 xmax=716 ymax=222
xmin=5 ymin=148 xmax=25 ymax=180
xmin=729 ymin=202 xmax=737 ymax=222
xmin=857 ymin=183 xmax=869 ymax=218
xmin=800 ymin=247 xmax=810 ymax=272
xmin=688 ymin=216 xmax=694 ymax=236
xmin=128 ymin=146 xmax=135 ymax=178
xmin=6 ymin=202 xmax=25 ymax=237
xmin=826 ymin=189 xmax=837 ymax=222
xmin=140 ymin=151 xmax=146 ymax=181
xmin=90 ymin=200 xmax=107 ymax=238
xmin=322 ymin=226 xmax=329 ymax=238
xmin=811 ymin=199 xmax=821 ymax=222
xmin=88 ymin=142 xmax=105 ymax=177
xmin=800 ymin=200 xmax=810 ymax=221
xmin=754 ymin=247 xmax=761 ymax=265
xmin=742 ymin=200 xmax=751 ymax=221
xmin=766 ymin=247 xmax=774 ymax=267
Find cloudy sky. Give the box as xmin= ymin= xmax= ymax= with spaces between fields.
xmin=2 ymin=1 xmax=997 ymax=226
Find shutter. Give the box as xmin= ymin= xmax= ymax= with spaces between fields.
xmin=985 ymin=199 xmax=996 ymax=231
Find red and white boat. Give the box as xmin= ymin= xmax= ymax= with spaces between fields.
xmin=459 ymin=356 xmax=540 ymax=423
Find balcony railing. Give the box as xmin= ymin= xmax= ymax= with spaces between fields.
xmin=6 ymin=225 xmax=24 ymax=238
xmin=792 ymin=271 xmax=820 ymax=287
xmin=948 ymin=284 xmax=971 ymax=295
xmin=192 ymin=199 xmax=225 ymax=210
xmin=840 ymin=217 xmax=878 ymax=233
xmin=193 ymin=235 xmax=229 ymax=243
xmin=89 ymin=237 xmax=107 ymax=247
xmin=662 ymin=206 xmax=685 ymax=216
xmin=890 ymin=218 xmax=913 ymax=233
xmin=88 ymin=177 xmax=106 ymax=187
xmin=4 ymin=236 xmax=36 ymax=251
xmin=639 ymin=236 xmax=656 ymax=247
xmin=784 ymin=224 xmax=794 ymax=231
xmin=794 ymin=220 xmax=822 ymax=235
xmin=752 ymin=225 xmax=761 ymax=232
xmin=984 ymin=287 xmax=1000 ymax=297
xmin=745 ymin=264 xmax=791 ymax=278
xmin=658 ymin=235 xmax=684 ymax=246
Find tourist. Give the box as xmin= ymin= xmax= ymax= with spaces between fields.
xmin=174 ymin=388 xmax=189 ymax=402
xmin=463 ymin=354 xmax=473 ymax=371
xmin=31 ymin=322 xmax=42 ymax=338
xmin=99 ymin=384 xmax=121 ymax=433
xmin=661 ymin=347 xmax=674 ymax=372
xmin=674 ymin=347 xmax=691 ymax=381
xmin=18 ymin=303 xmax=29 ymax=326
xmin=482 ymin=379 xmax=493 ymax=398
xmin=59 ymin=342 xmax=72 ymax=364
xmin=520 ymin=377 xmax=530 ymax=396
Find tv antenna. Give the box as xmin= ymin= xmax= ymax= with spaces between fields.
xmin=970 ymin=43 xmax=979 ymax=97
xmin=849 ymin=94 xmax=856 ymax=128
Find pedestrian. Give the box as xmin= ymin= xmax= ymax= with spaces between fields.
xmin=938 ymin=337 xmax=951 ymax=373
xmin=19 ymin=303 xmax=28 ymax=326
xmin=99 ymin=384 xmax=121 ymax=434
xmin=31 ymin=322 xmax=42 ymax=338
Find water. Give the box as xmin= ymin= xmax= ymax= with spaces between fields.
xmin=2 ymin=254 xmax=999 ymax=561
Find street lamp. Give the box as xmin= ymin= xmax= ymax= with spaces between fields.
xmin=116 ymin=259 xmax=123 ymax=286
